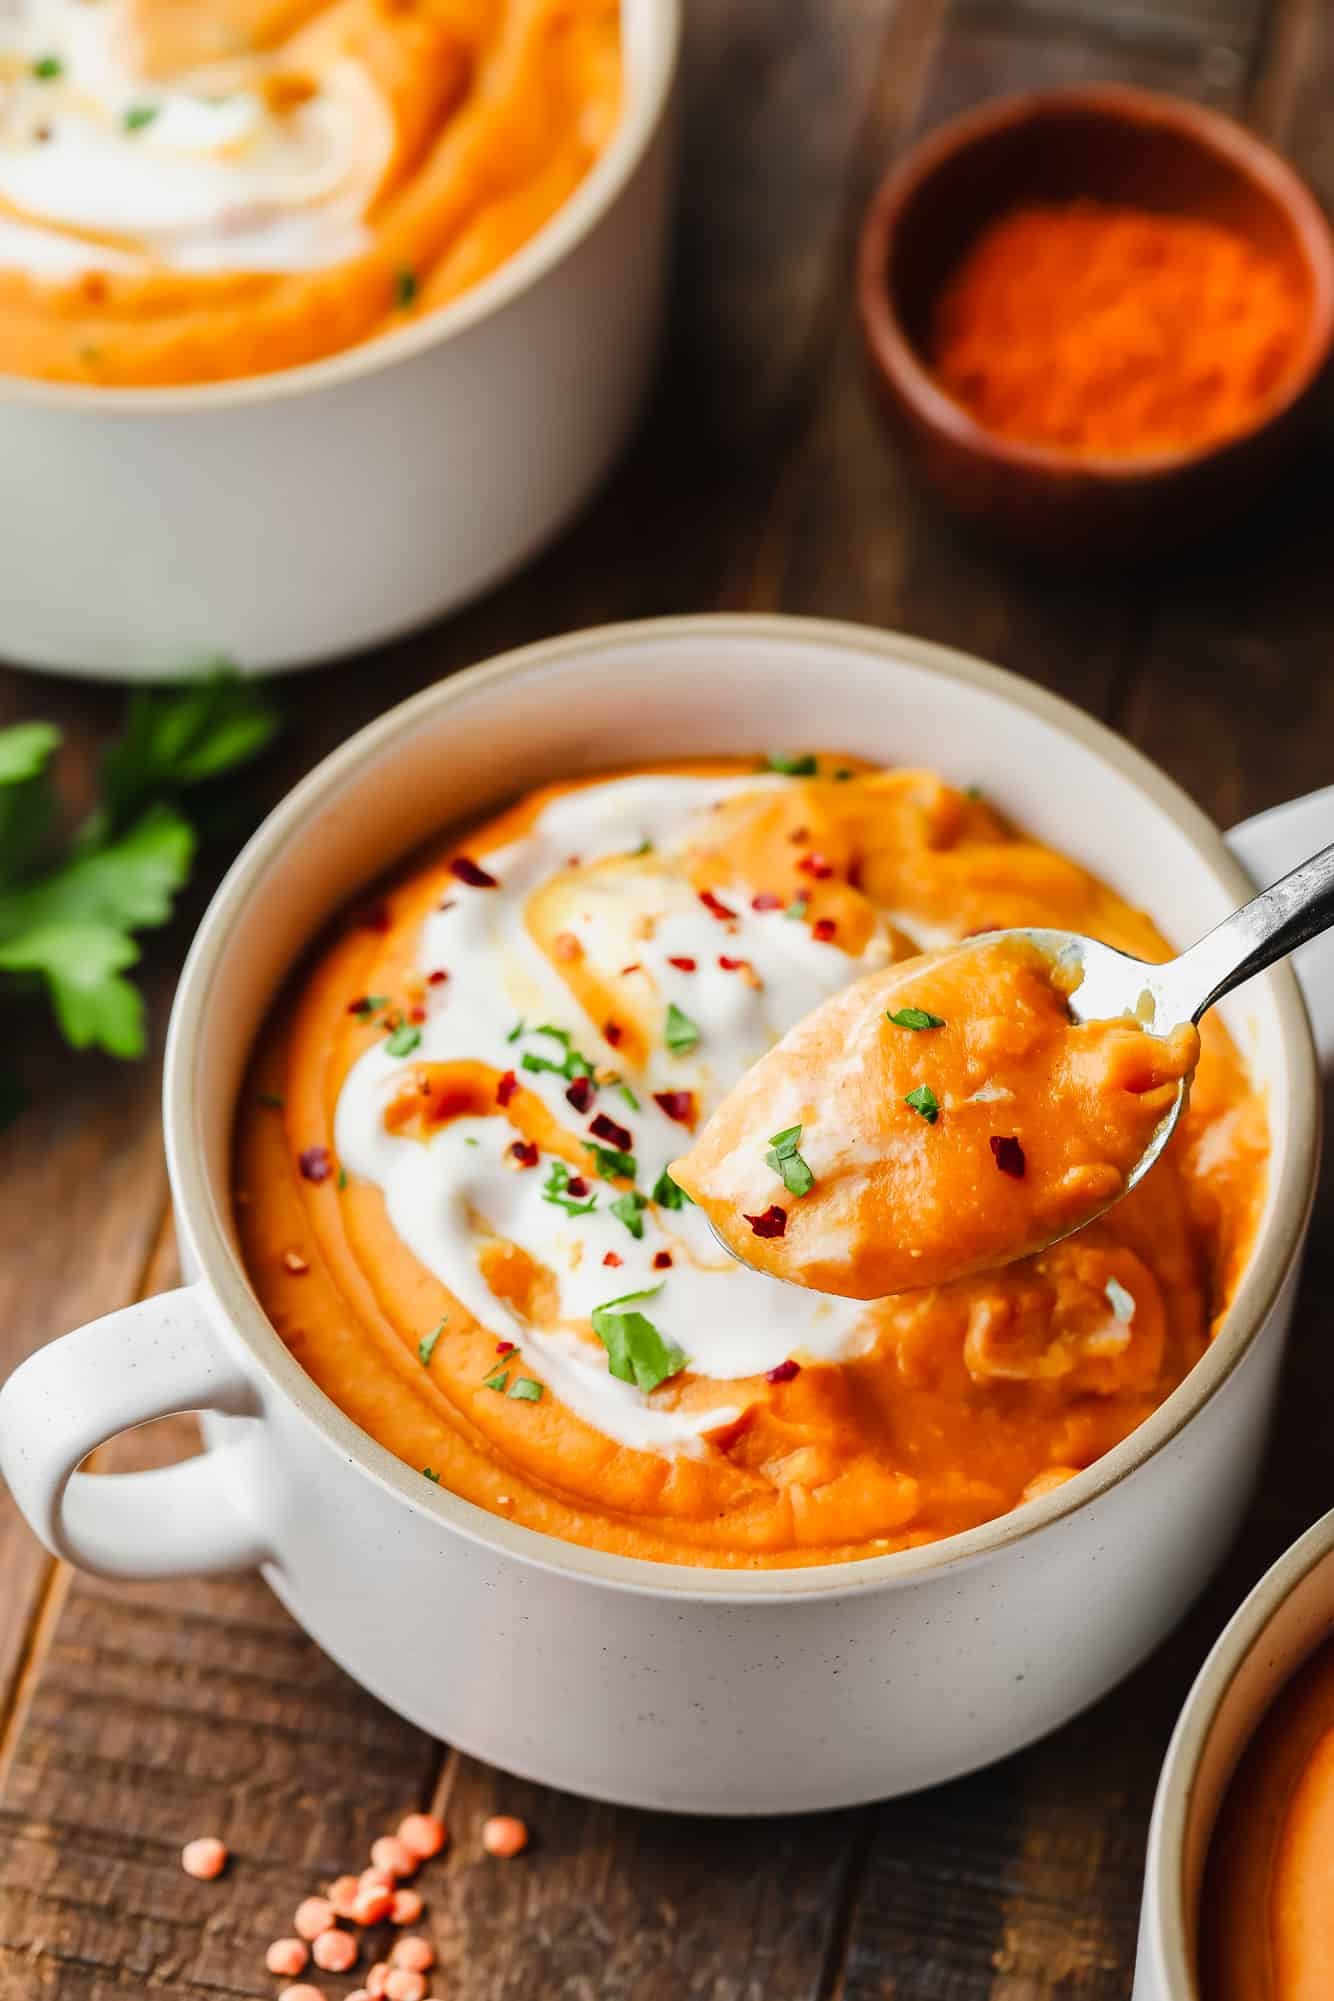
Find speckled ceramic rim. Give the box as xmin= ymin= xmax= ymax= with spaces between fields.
xmin=1144 ymin=1507 xmax=1334 ymax=1998
xmin=858 ymin=83 xmax=1334 ymax=483
xmin=166 ymin=613 xmax=1319 ymax=1603
xmin=0 ymin=0 xmax=681 ymax=413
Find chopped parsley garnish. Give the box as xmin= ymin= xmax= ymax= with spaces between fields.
xmin=483 ymin=1369 xmax=509 ymax=1393
xmin=834 ymin=768 xmax=855 ymax=782
xmin=664 ymin=1002 xmax=700 ymax=1054
xmin=418 ymin=1319 xmax=446 ymax=1367
xmin=32 ymin=54 xmax=62 ymax=80
xmin=385 ymin=1022 xmax=421 ymax=1058
xmin=506 ymin=1018 xmax=525 ymax=1043
xmin=766 ymin=1122 xmax=815 ymax=1197
xmin=904 ymin=1084 xmax=939 ymax=1123
xmin=888 ymin=1006 xmax=946 ymax=1031
xmin=422 ymin=1467 xmax=441 ymax=1482
xmin=395 ymin=265 xmax=418 ymax=309
xmin=619 ymin=1082 xmax=641 ymax=1111
xmin=765 ymin=752 xmax=818 ymax=776
xmin=652 ymin=1166 xmax=691 ymax=1210
xmin=965 ymin=784 xmax=983 ymax=800
xmin=124 ymin=103 xmax=159 ymax=131
xmin=350 ymin=993 xmax=389 ymax=1020
xmin=630 ymin=838 xmax=653 ymax=856
xmin=589 ymin=1142 xmax=637 ymax=1182
xmin=336 ymin=1166 xmax=348 ymax=1190
xmin=508 ymin=1377 xmax=543 ymax=1402
xmin=785 ymin=897 xmax=809 ymax=920
xmin=543 ymin=1158 xmax=598 ymax=1216
xmin=1105 ymin=1276 xmax=1136 ymax=1323
xmin=610 ymin=1188 xmax=648 ymax=1239
xmin=521 ymin=1023 xmax=595 ymax=1081
xmin=591 ymin=1285 xmax=688 ymax=1394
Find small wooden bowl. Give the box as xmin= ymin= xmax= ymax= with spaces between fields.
xmin=857 ymin=86 xmax=1334 ymax=560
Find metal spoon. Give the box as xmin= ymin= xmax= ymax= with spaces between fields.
xmin=708 ymin=837 xmax=1334 ymax=1274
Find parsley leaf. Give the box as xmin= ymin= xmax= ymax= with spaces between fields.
xmin=483 ymin=1370 xmax=509 ymax=1393
xmin=610 ymin=1188 xmax=648 ymax=1239
xmin=422 ymin=1466 xmax=441 ymax=1482
xmin=765 ymin=1122 xmax=815 ymax=1197
xmin=591 ymin=1286 xmax=688 ymax=1393
xmin=652 ymin=1166 xmax=691 ymax=1210
xmin=385 ymin=1023 xmax=421 ymax=1058
xmin=589 ymin=1142 xmax=637 ymax=1182
xmin=888 ymin=1006 xmax=946 ymax=1031
xmin=395 ymin=265 xmax=419 ymax=309
xmin=543 ymin=1158 xmax=598 ymax=1216
xmin=904 ymin=1084 xmax=940 ymax=1123
xmin=664 ymin=1001 xmax=700 ymax=1054
xmin=124 ymin=103 xmax=159 ymax=131
xmin=785 ymin=897 xmax=809 ymax=920
xmin=418 ymin=1320 xmax=446 ymax=1366
xmin=508 ymin=1377 xmax=543 ymax=1402
xmin=0 ymin=723 xmax=60 ymax=888
xmin=765 ymin=752 xmax=819 ymax=776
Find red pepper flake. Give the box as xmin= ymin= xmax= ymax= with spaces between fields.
xmin=653 ymin=1250 xmax=674 ymax=1270
xmin=449 ymin=855 xmax=499 ymax=890
xmin=812 ymin=917 xmax=838 ymax=942
xmin=298 ymin=1146 xmax=333 ymax=1184
xmin=667 ymin=955 xmax=697 ymax=972
xmin=766 ymin=1359 xmax=801 ymax=1384
xmin=653 ymin=1090 xmax=696 ymax=1125
xmin=698 ymin=888 xmax=737 ymax=922
xmin=744 ymin=1205 xmax=788 ymax=1239
xmin=565 ymin=1074 xmax=595 ymax=1113
xmin=408 ymin=1004 xmax=427 ymax=1024
xmin=603 ymin=1020 xmax=624 ymax=1048
xmin=619 ymin=962 xmax=643 ymax=977
xmin=603 ymin=1250 xmax=623 ymax=1268
xmin=497 ymin=1340 xmax=516 ymax=1356
xmin=718 ymin=955 xmax=745 ymax=972
xmin=354 ymin=901 xmax=391 ymax=932
xmin=566 ymin=1174 xmax=590 ymax=1198
xmin=426 ymin=969 xmax=448 ymax=985
xmin=590 ymin=1111 xmax=633 ymax=1152
xmin=509 ymin=1139 xmax=539 ymax=1168
xmin=496 ymin=1070 xmax=519 ymax=1107
xmin=797 ymin=852 xmax=835 ymax=880
xmin=751 ymin=892 xmax=783 ymax=912
xmin=990 ymin=1135 xmax=1027 ymax=1178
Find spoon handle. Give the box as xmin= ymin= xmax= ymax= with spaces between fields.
xmin=1171 ymin=839 xmax=1334 ymax=1024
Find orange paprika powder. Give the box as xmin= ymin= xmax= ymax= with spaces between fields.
xmin=929 ymin=199 xmax=1310 ymax=458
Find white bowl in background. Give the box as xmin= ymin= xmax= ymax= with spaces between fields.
xmin=0 ymin=0 xmax=680 ymax=680
xmin=0 ymin=614 xmax=1329 ymax=1813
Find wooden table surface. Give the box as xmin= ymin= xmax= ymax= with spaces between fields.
xmin=4 ymin=1 xmax=1334 ymax=1994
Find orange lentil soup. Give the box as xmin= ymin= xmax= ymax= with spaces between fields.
xmin=1202 ymin=1635 xmax=1334 ymax=2001
xmin=234 ymin=759 xmax=1267 ymax=1568
xmin=0 ymin=0 xmax=621 ymax=387
xmin=673 ymin=935 xmax=1200 ymax=1299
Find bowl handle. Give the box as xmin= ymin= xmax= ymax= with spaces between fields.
xmin=1228 ymin=784 xmax=1334 ymax=1072
xmin=0 ymin=1285 xmax=272 ymax=1580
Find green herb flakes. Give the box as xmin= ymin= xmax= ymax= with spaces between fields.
xmin=385 ymin=1022 xmax=421 ymax=1058
xmin=766 ymin=1122 xmax=815 ymax=1197
xmin=508 ymin=1377 xmax=543 ymax=1403
xmin=418 ymin=1320 xmax=446 ymax=1367
xmin=619 ymin=1082 xmax=641 ymax=1111
xmin=483 ymin=1370 xmax=509 ymax=1393
xmin=337 ymin=1166 xmax=348 ymax=1190
xmin=664 ymin=1002 xmax=700 ymax=1054
xmin=765 ymin=752 xmax=818 ymax=776
xmin=350 ymin=993 xmax=389 ymax=1020
xmin=888 ymin=1006 xmax=945 ymax=1032
xmin=591 ymin=1286 xmax=688 ymax=1394
xmin=652 ymin=1166 xmax=690 ymax=1210
xmin=395 ymin=265 xmax=418 ymax=309
xmin=124 ymin=103 xmax=159 ymax=131
xmin=543 ymin=1159 xmax=597 ymax=1217
xmin=904 ymin=1084 xmax=939 ymax=1123
xmin=611 ymin=1188 xmax=648 ymax=1239
xmin=589 ymin=1142 xmax=637 ymax=1183
xmin=32 ymin=54 xmax=63 ymax=80
xmin=506 ymin=1018 xmax=525 ymax=1043
xmin=422 ymin=1467 xmax=441 ymax=1482
xmin=785 ymin=897 xmax=809 ymax=921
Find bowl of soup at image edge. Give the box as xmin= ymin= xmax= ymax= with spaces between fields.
xmin=857 ymin=85 xmax=1334 ymax=558
xmin=0 ymin=0 xmax=680 ymax=678
xmin=0 ymin=613 xmax=1330 ymax=1816
xmin=1135 ymin=1507 xmax=1334 ymax=2001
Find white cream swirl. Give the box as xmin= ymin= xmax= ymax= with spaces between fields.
xmin=335 ymin=776 xmax=921 ymax=1460
xmin=0 ymin=0 xmax=390 ymax=277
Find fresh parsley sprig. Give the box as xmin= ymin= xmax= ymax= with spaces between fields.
xmin=0 ymin=672 xmax=279 ymax=1127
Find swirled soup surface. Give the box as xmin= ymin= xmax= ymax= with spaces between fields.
xmin=234 ymin=760 xmax=1267 ymax=1567
xmin=1202 ymin=1636 xmax=1334 ymax=2001
xmin=0 ymin=0 xmax=620 ymax=386
xmin=673 ymin=935 xmax=1200 ymax=1299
